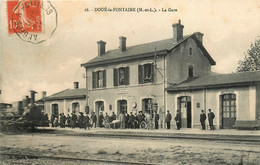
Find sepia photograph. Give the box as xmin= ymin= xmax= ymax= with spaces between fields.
xmin=0 ymin=0 xmax=260 ymax=164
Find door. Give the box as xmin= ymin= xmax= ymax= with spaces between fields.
xmin=178 ymin=96 xmax=192 ymax=128
xmin=52 ymin=104 xmax=59 ymax=118
xmin=222 ymin=94 xmax=236 ymax=129
xmin=95 ymin=101 xmax=104 ymax=126
xmin=117 ymin=100 xmax=127 ymax=115
xmin=187 ymin=102 xmax=192 ymax=128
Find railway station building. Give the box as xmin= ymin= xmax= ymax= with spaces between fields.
xmin=44 ymin=82 xmax=86 ymax=119
xmin=81 ymin=20 xmax=260 ymax=129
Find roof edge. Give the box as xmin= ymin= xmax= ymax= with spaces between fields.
xmin=44 ymin=95 xmax=86 ymax=101
xmin=166 ymin=81 xmax=257 ymax=92
xmin=81 ymin=50 xmax=168 ymax=68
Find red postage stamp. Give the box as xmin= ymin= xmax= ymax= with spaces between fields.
xmin=7 ymin=0 xmax=57 ymax=44
xmin=7 ymin=0 xmax=42 ymax=34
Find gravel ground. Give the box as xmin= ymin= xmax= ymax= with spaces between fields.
xmin=0 ymin=133 xmax=259 ymax=165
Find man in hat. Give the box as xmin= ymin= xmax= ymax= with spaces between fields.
xmin=208 ymin=109 xmax=215 ymax=130
xmin=99 ymin=112 xmax=104 ymax=128
xmin=111 ymin=112 xmax=117 ymax=121
xmin=155 ymin=111 xmax=159 ymax=129
xmin=84 ymin=113 xmax=90 ymax=130
xmin=137 ymin=111 xmax=142 ymax=129
xmin=174 ymin=110 xmax=181 ymax=130
xmin=200 ymin=110 xmax=206 ymax=130
xmin=71 ymin=112 xmax=77 ymax=129
xmin=91 ymin=112 xmax=97 ymax=128
xmin=78 ymin=112 xmax=84 ymax=128
xmin=165 ymin=110 xmax=172 ymax=129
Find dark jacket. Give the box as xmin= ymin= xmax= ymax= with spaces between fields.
xmin=99 ymin=114 xmax=104 ymax=122
xmin=84 ymin=115 xmax=90 ymax=123
xmin=128 ymin=114 xmax=134 ymax=123
xmin=200 ymin=113 xmax=206 ymax=122
xmin=71 ymin=114 xmax=77 ymax=121
xmin=155 ymin=113 xmax=159 ymax=122
xmin=137 ymin=114 xmax=142 ymax=122
xmin=165 ymin=113 xmax=172 ymax=122
xmin=208 ymin=112 xmax=215 ymax=121
xmin=174 ymin=112 xmax=181 ymax=123
xmin=91 ymin=114 xmax=97 ymax=122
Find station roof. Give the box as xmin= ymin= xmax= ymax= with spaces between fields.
xmin=81 ymin=33 xmax=216 ymax=68
xmin=44 ymin=88 xmax=86 ymax=101
xmin=167 ymin=71 xmax=260 ymax=92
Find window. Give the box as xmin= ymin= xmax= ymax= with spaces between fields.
xmin=138 ymin=63 xmax=154 ymax=84
xmin=188 ymin=66 xmax=193 ymax=77
xmin=113 ymin=67 xmax=129 ymax=86
xmin=189 ymin=47 xmax=193 ymax=55
xmin=92 ymin=70 xmax=106 ymax=88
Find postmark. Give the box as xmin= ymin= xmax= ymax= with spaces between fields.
xmin=8 ymin=0 xmax=57 ymax=44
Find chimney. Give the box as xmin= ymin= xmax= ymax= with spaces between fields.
xmin=119 ymin=36 xmax=127 ymax=51
xmin=172 ymin=19 xmax=184 ymax=42
xmin=194 ymin=32 xmax=204 ymax=44
xmin=74 ymin=82 xmax=79 ymax=89
xmin=30 ymin=90 xmax=37 ymax=105
xmin=42 ymin=91 xmax=47 ymax=98
xmin=97 ymin=40 xmax=106 ymax=56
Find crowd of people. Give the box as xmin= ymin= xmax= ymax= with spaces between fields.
xmin=48 ymin=109 xmax=215 ymax=130
xmin=117 ymin=111 xmax=160 ymax=129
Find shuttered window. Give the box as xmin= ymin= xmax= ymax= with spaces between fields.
xmin=113 ymin=68 xmax=118 ymax=86
xmin=113 ymin=66 xmax=130 ymax=86
xmin=92 ymin=70 xmax=106 ymax=88
xmin=139 ymin=63 xmax=154 ymax=84
xmin=92 ymin=72 xmax=97 ymax=88
xmin=138 ymin=65 xmax=144 ymax=84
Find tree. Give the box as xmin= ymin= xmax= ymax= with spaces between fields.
xmin=236 ymin=38 xmax=260 ymax=72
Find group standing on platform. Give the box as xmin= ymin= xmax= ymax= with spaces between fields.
xmin=48 ymin=108 xmax=216 ymax=131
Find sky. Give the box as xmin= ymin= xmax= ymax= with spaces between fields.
xmin=1 ymin=0 xmax=260 ymax=103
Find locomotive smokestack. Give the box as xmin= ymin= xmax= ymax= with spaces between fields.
xmin=30 ymin=90 xmax=37 ymax=105
xmin=42 ymin=91 xmax=47 ymax=98
xmin=22 ymin=95 xmax=29 ymax=107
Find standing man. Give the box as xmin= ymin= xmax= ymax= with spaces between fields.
xmin=71 ymin=112 xmax=77 ymax=129
xmin=99 ymin=112 xmax=104 ymax=128
xmin=119 ymin=112 xmax=126 ymax=129
xmin=174 ymin=110 xmax=181 ymax=130
xmin=125 ymin=113 xmax=129 ymax=129
xmin=128 ymin=112 xmax=134 ymax=129
xmin=165 ymin=110 xmax=172 ymax=129
xmin=51 ymin=114 xmax=55 ymax=127
xmin=208 ymin=109 xmax=215 ymax=130
xmin=111 ymin=112 xmax=117 ymax=121
xmin=78 ymin=112 xmax=84 ymax=128
xmin=84 ymin=113 xmax=90 ymax=130
xmin=200 ymin=110 xmax=206 ymax=130
xmin=137 ymin=111 xmax=142 ymax=129
xmin=104 ymin=113 xmax=109 ymax=126
xmin=155 ymin=111 xmax=159 ymax=129
xmin=91 ymin=112 xmax=97 ymax=128
xmin=66 ymin=114 xmax=71 ymax=127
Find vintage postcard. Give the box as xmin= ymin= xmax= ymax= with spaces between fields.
xmin=0 ymin=0 xmax=260 ymax=164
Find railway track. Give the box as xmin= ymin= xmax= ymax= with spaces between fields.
xmin=0 ymin=152 xmax=156 ymax=165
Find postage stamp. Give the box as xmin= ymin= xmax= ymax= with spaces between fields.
xmin=7 ymin=0 xmax=57 ymax=44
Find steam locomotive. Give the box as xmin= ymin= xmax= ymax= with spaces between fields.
xmin=0 ymin=91 xmax=48 ymax=132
